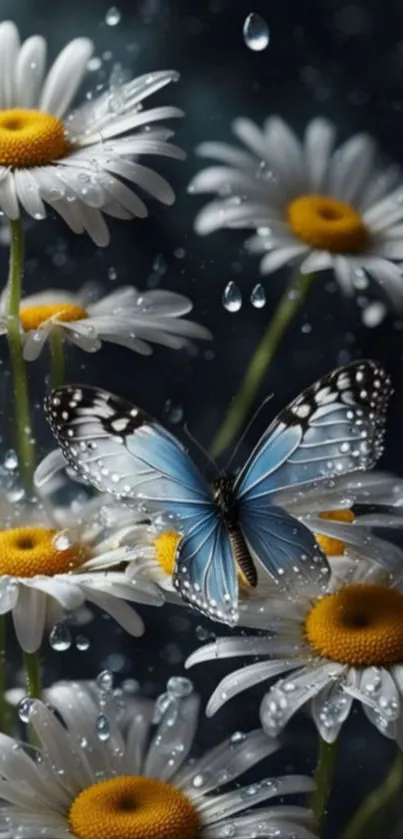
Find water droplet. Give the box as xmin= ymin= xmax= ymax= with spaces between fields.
xmin=243 ymin=13 xmax=270 ymax=51
xmin=250 ymin=282 xmax=266 ymax=308
xmin=49 ymin=622 xmax=72 ymax=652
xmin=105 ymin=6 xmax=121 ymax=25
xmin=167 ymin=676 xmax=193 ymax=698
xmin=97 ymin=669 xmax=114 ymax=693
xmin=222 ymin=281 xmax=242 ymax=313
xmin=52 ymin=531 xmax=72 ymax=551
xmin=4 ymin=450 xmax=18 ymax=471
xmin=164 ymin=400 xmax=184 ymax=424
xmin=96 ymin=713 xmax=110 ymax=741
xmin=108 ymin=267 xmax=117 ymax=281
xmin=76 ymin=635 xmax=90 ymax=651
xmin=18 ymin=697 xmax=34 ymax=723
xmin=362 ymin=301 xmax=387 ymax=328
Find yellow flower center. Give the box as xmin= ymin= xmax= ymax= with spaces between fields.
xmin=19 ymin=303 xmax=88 ymax=331
xmin=287 ymin=194 xmax=370 ymax=253
xmin=154 ymin=532 xmax=181 ymax=576
xmin=305 ymin=583 xmax=403 ymax=667
xmin=0 ymin=527 xmax=90 ymax=577
xmin=68 ymin=776 xmax=199 ymax=839
xmin=315 ymin=509 xmax=355 ymax=557
xmin=0 ymin=108 xmax=73 ymax=167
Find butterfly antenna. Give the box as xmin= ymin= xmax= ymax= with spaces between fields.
xmin=182 ymin=423 xmax=217 ymax=469
xmin=225 ymin=394 xmax=274 ymax=470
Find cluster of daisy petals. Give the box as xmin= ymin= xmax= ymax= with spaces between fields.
xmin=2 ymin=13 xmax=403 ymax=839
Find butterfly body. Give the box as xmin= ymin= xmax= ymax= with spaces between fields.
xmin=45 ymin=360 xmax=391 ymax=625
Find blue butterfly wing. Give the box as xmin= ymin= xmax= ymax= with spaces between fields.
xmin=235 ymin=360 xmax=390 ymax=502
xmin=235 ymin=360 xmax=391 ymax=585
xmin=46 ymin=385 xmax=239 ymax=623
xmin=173 ymin=513 xmax=238 ymax=625
xmin=45 ymin=385 xmax=212 ymax=520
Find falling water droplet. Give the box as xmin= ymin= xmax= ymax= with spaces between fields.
xmin=96 ymin=713 xmax=111 ymax=741
xmin=250 ymin=283 xmax=266 ymax=308
xmin=76 ymin=635 xmax=90 ymax=651
xmin=105 ymin=6 xmax=121 ymax=25
xmin=18 ymin=697 xmax=34 ymax=723
xmin=49 ymin=622 xmax=72 ymax=652
xmin=4 ymin=450 xmax=18 ymax=471
xmin=222 ymin=281 xmax=242 ymax=313
xmin=243 ymin=13 xmax=270 ymax=51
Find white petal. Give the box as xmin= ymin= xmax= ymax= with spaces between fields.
xmin=196 ymin=141 xmax=256 ymax=171
xmin=0 ymin=173 xmax=20 ymax=219
xmin=206 ymin=661 xmax=302 ymax=717
xmin=23 ymin=322 xmax=53 ymax=361
xmin=332 ymin=255 xmax=354 ymax=295
xmin=26 ymin=577 xmax=84 ymax=610
xmin=13 ymin=169 xmax=46 ymax=219
xmin=34 ymin=449 xmax=68 ymax=489
xmin=329 ymin=134 xmax=375 ymax=205
xmin=360 ymin=256 xmax=403 ymax=309
xmin=304 ymin=117 xmax=335 ymax=191
xmin=144 ymin=693 xmax=200 ymax=781
xmin=200 ymin=775 xmax=315 ymax=823
xmin=102 ymin=158 xmax=176 ymax=205
xmin=40 ymin=38 xmax=93 ymax=117
xmin=0 ymin=578 xmax=18 ymax=614
xmin=189 ymin=166 xmax=266 ymax=199
xmin=263 ymin=116 xmax=306 ymax=191
xmin=15 ymin=36 xmax=47 ymax=108
xmin=12 ymin=585 xmax=46 ymax=652
xmin=300 ymin=250 xmax=333 ymax=274
xmin=82 ymin=587 xmax=145 ymax=636
xmin=74 ymin=203 xmax=110 ymax=246
xmin=126 ymin=698 xmax=155 ymax=774
xmin=0 ymin=22 xmax=20 ymax=108
xmin=232 ymin=117 xmax=268 ymax=159
xmin=260 ymin=244 xmax=307 ymax=274
xmin=311 ymin=677 xmax=354 ymax=743
xmin=260 ymin=662 xmax=344 ymax=737
xmin=80 ymin=105 xmax=183 ymax=144
xmin=29 ymin=701 xmax=90 ymax=795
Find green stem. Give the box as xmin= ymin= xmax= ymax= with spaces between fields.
xmin=311 ymin=736 xmax=339 ymax=836
xmin=49 ymin=327 xmax=65 ymax=389
xmin=0 ymin=615 xmax=11 ymax=734
xmin=23 ymin=651 xmax=42 ymax=700
xmin=342 ymin=749 xmax=403 ymax=839
xmin=210 ymin=272 xmax=316 ymax=458
xmin=5 ymin=218 xmax=35 ymax=492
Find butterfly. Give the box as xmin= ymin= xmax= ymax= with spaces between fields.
xmin=45 ymin=360 xmax=391 ymax=625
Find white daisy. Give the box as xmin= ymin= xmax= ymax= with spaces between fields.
xmin=276 ymin=470 xmax=403 ymax=570
xmin=189 ymin=116 xmax=403 ymax=307
xmin=0 ymin=20 xmax=185 ymax=244
xmin=0 ymin=285 xmax=211 ymax=360
xmin=0 ymin=678 xmax=316 ymax=839
xmin=187 ymin=555 xmax=403 ymax=746
xmin=0 ymin=463 xmax=163 ymax=652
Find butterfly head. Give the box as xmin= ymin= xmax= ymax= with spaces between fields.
xmin=211 ymin=474 xmax=238 ymax=526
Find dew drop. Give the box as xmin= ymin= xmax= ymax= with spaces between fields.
xmin=18 ymin=697 xmax=34 ymax=723
xmin=167 ymin=676 xmax=193 ymax=698
xmin=105 ymin=6 xmax=121 ymax=25
xmin=97 ymin=669 xmax=114 ymax=693
xmin=250 ymin=282 xmax=266 ymax=308
xmin=49 ymin=622 xmax=72 ymax=652
xmin=52 ymin=531 xmax=72 ymax=551
xmin=243 ymin=13 xmax=270 ymax=51
xmin=96 ymin=713 xmax=110 ymax=741
xmin=222 ymin=281 xmax=242 ymax=313
xmin=76 ymin=635 xmax=90 ymax=651
xmin=4 ymin=450 xmax=18 ymax=471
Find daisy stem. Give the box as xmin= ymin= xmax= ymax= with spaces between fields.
xmin=311 ymin=736 xmax=338 ymax=835
xmin=210 ymin=272 xmax=315 ymax=458
xmin=6 ymin=218 xmax=35 ymax=492
xmin=342 ymin=749 xmax=403 ymax=839
xmin=49 ymin=327 xmax=65 ymax=389
xmin=23 ymin=651 xmax=42 ymax=700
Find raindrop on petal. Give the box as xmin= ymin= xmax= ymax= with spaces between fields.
xmin=222 ymin=281 xmax=242 ymax=313
xmin=96 ymin=713 xmax=110 ymax=741
xmin=49 ymin=622 xmax=72 ymax=652
xmin=243 ymin=13 xmax=270 ymax=51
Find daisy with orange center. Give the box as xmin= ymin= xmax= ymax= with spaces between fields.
xmin=0 ymin=678 xmax=316 ymax=839
xmin=189 ymin=115 xmax=403 ymax=307
xmin=187 ymin=529 xmax=403 ymax=746
xmin=0 ymin=21 xmax=185 ymax=243
xmin=0 ymin=285 xmax=211 ymax=362
xmin=0 ymin=464 xmax=163 ymax=653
